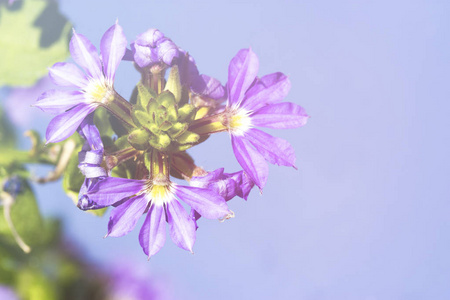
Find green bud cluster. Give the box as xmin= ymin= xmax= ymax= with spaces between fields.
xmin=128 ymin=84 xmax=199 ymax=152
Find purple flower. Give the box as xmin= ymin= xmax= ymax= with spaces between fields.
xmin=84 ymin=176 xmax=232 ymax=258
xmin=189 ymin=168 xmax=253 ymax=226
xmin=178 ymin=50 xmax=226 ymax=101
xmin=35 ymin=21 xmax=127 ymax=143
xmin=4 ymin=76 xmax=53 ymax=128
xmin=224 ymin=48 xmax=309 ymax=189
xmin=131 ymin=29 xmax=179 ymax=68
xmin=107 ymin=261 xmax=173 ymax=300
xmin=190 ymin=168 xmax=254 ymax=201
xmin=0 ymin=285 xmax=19 ymax=300
xmin=77 ymin=114 xmax=107 ymax=210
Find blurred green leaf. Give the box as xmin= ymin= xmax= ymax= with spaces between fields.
xmin=0 ymin=181 xmax=44 ymax=250
xmin=16 ymin=268 xmax=58 ymax=300
xmin=0 ymin=0 xmax=71 ymax=86
xmin=0 ymin=108 xmax=15 ymax=149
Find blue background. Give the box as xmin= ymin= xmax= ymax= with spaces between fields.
xmin=9 ymin=0 xmax=450 ymax=299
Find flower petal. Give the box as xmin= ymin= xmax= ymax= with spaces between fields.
xmin=107 ymin=195 xmax=148 ymax=237
xmin=251 ymin=102 xmax=309 ymax=129
xmin=191 ymin=74 xmax=226 ymax=100
xmin=85 ymin=177 xmax=145 ymax=209
xmin=241 ymin=72 xmax=291 ymax=111
xmin=46 ymin=103 xmax=96 ymax=143
xmin=70 ymin=31 xmax=103 ymax=80
xmin=78 ymin=113 xmax=103 ymax=151
xmin=100 ymin=22 xmax=127 ymax=82
xmin=139 ymin=203 xmax=166 ymax=258
xmin=227 ymin=48 xmax=259 ymax=106
xmin=245 ymin=128 xmax=296 ymax=168
xmin=174 ymin=185 xmax=230 ymax=220
xmin=166 ymin=199 xmax=196 ymax=253
xmin=35 ymin=90 xmax=86 ymax=114
xmin=231 ymin=135 xmax=268 ymax=189
xmin=48 ymin=62 xmax=88 ymax=88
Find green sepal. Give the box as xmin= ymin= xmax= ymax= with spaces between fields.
xmin=146 ymin=98 xmax=159 ymax=115
xmin=155 ymin=109 xmax=167 ymax=126
xmin=128 ymin=128 xmax=151 ymax=150
xmin=157 ymin=91 xmax=176 ymax=108
xmin=147 ymin=123 xmax=161 ymax=135
xmin=178 ymin=104 xmax=196 ymax=122
xmin=159 ymin=120 xmax=173 ymax=131
xmin=137 ymin=83 xmax=156 ymax=108
xmin=176 ymin=130 xmax=200 ymax=145
xmin=134 ymin=110 xmax=153 ymax=128
xmin=167 ymin=143 xmax=195 ymax=152
xmin=149 ymin=133 xmax=171 ymax=150
xmin=165 ymin=65 xmax=182 ymax=102
xmin=167 ymin=122 xmax=188 ymax=138
xmin=166 ymin=105 xmax=178 ymax=122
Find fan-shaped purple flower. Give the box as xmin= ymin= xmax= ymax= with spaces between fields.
xmin=35 ymin=21 xmax=128 ymax=143
xmin=224 ymin=48 xmax=309 ymax=189
xmin=83 ymin=176 xmax=232 ymax=258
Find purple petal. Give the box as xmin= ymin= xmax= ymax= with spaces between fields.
xmin=85 ymin=177 xmax=145 ymax=208
xmin=132 ymin=43 xmax=152 ymax=68
xmin=135 ymin=28 xmax=164 ymax=47
xmin=70 ymin=31 xmax=103 ymax=80
xmin=178 ymin=51 xmax=199 ymax=86
xmin=174 ymin=185 xmax=230 ymax=220
xmin=139 ymin=204 xmax=166 ymax=258
xmin=251 ymin=102 xmax=309 ymax=129
xmin=190 ymin=168 xmax=225 ymax=187
xmin=245 ymin=128 xmax=296 ymax=168
xmin=158 ymin=39 xmax=179 ymax=66
xmin=236 ymin=171 xmax=255 ymax=200
xmin=227 ymin=48 xmax=259 ymax=106
xmin=191 ymin=74 xmax=226 ymax=100
xmin=122 ymin=48 xmax=134 ymax=61
xmin=79 ymin=113 xmax=103 ymax=151
xmin=48 ymin=62 xmax=88 ymax=88
xmin=241 ymin=72 xmax=291 ymax=111
xmin=107 ymin=195 xmax=148 ymax=237
xmin=46 ymin=103 xmax=96 ymax=143
xmin=231 ymin=135 xmax=268 ymax=189
xmin=100 ymin=22 xmax=127 ymax=82
xmin=166 ymin=199 xmax=196 ymax=252
xmin=35 ymin=90 xmax=86 ymax=114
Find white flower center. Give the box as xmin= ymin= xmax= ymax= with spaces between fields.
xmin=84 ymin=78 xmax=114 ymax=104
xmin=225 ymin=107 xmax=252 ymax=136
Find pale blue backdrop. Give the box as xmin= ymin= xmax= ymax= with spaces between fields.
xmin=13 ymin=0 xmax=450 ymax=299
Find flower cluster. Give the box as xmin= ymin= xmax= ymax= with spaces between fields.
xmin=35 ymin=22 xmax=309 ymax=258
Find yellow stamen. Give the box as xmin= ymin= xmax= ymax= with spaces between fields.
xmin=227 ymin=108 xmax=252 ymax=136
xmin=84 ymin=79 xmax=114 ymax=104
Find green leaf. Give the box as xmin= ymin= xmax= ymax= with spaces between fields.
xmin=0 ymin=181 xmax=44 ymax=250
xmin=0 ymin=108 xmax=15 ymax=149
xmin=16 ymin=267 xmax=58 ymax=300
xmin=0 ymin=0 xmax=71 ymax=86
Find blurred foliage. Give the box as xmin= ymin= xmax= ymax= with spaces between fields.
xmin=0 ymin=0 xmax=71 ymax=87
